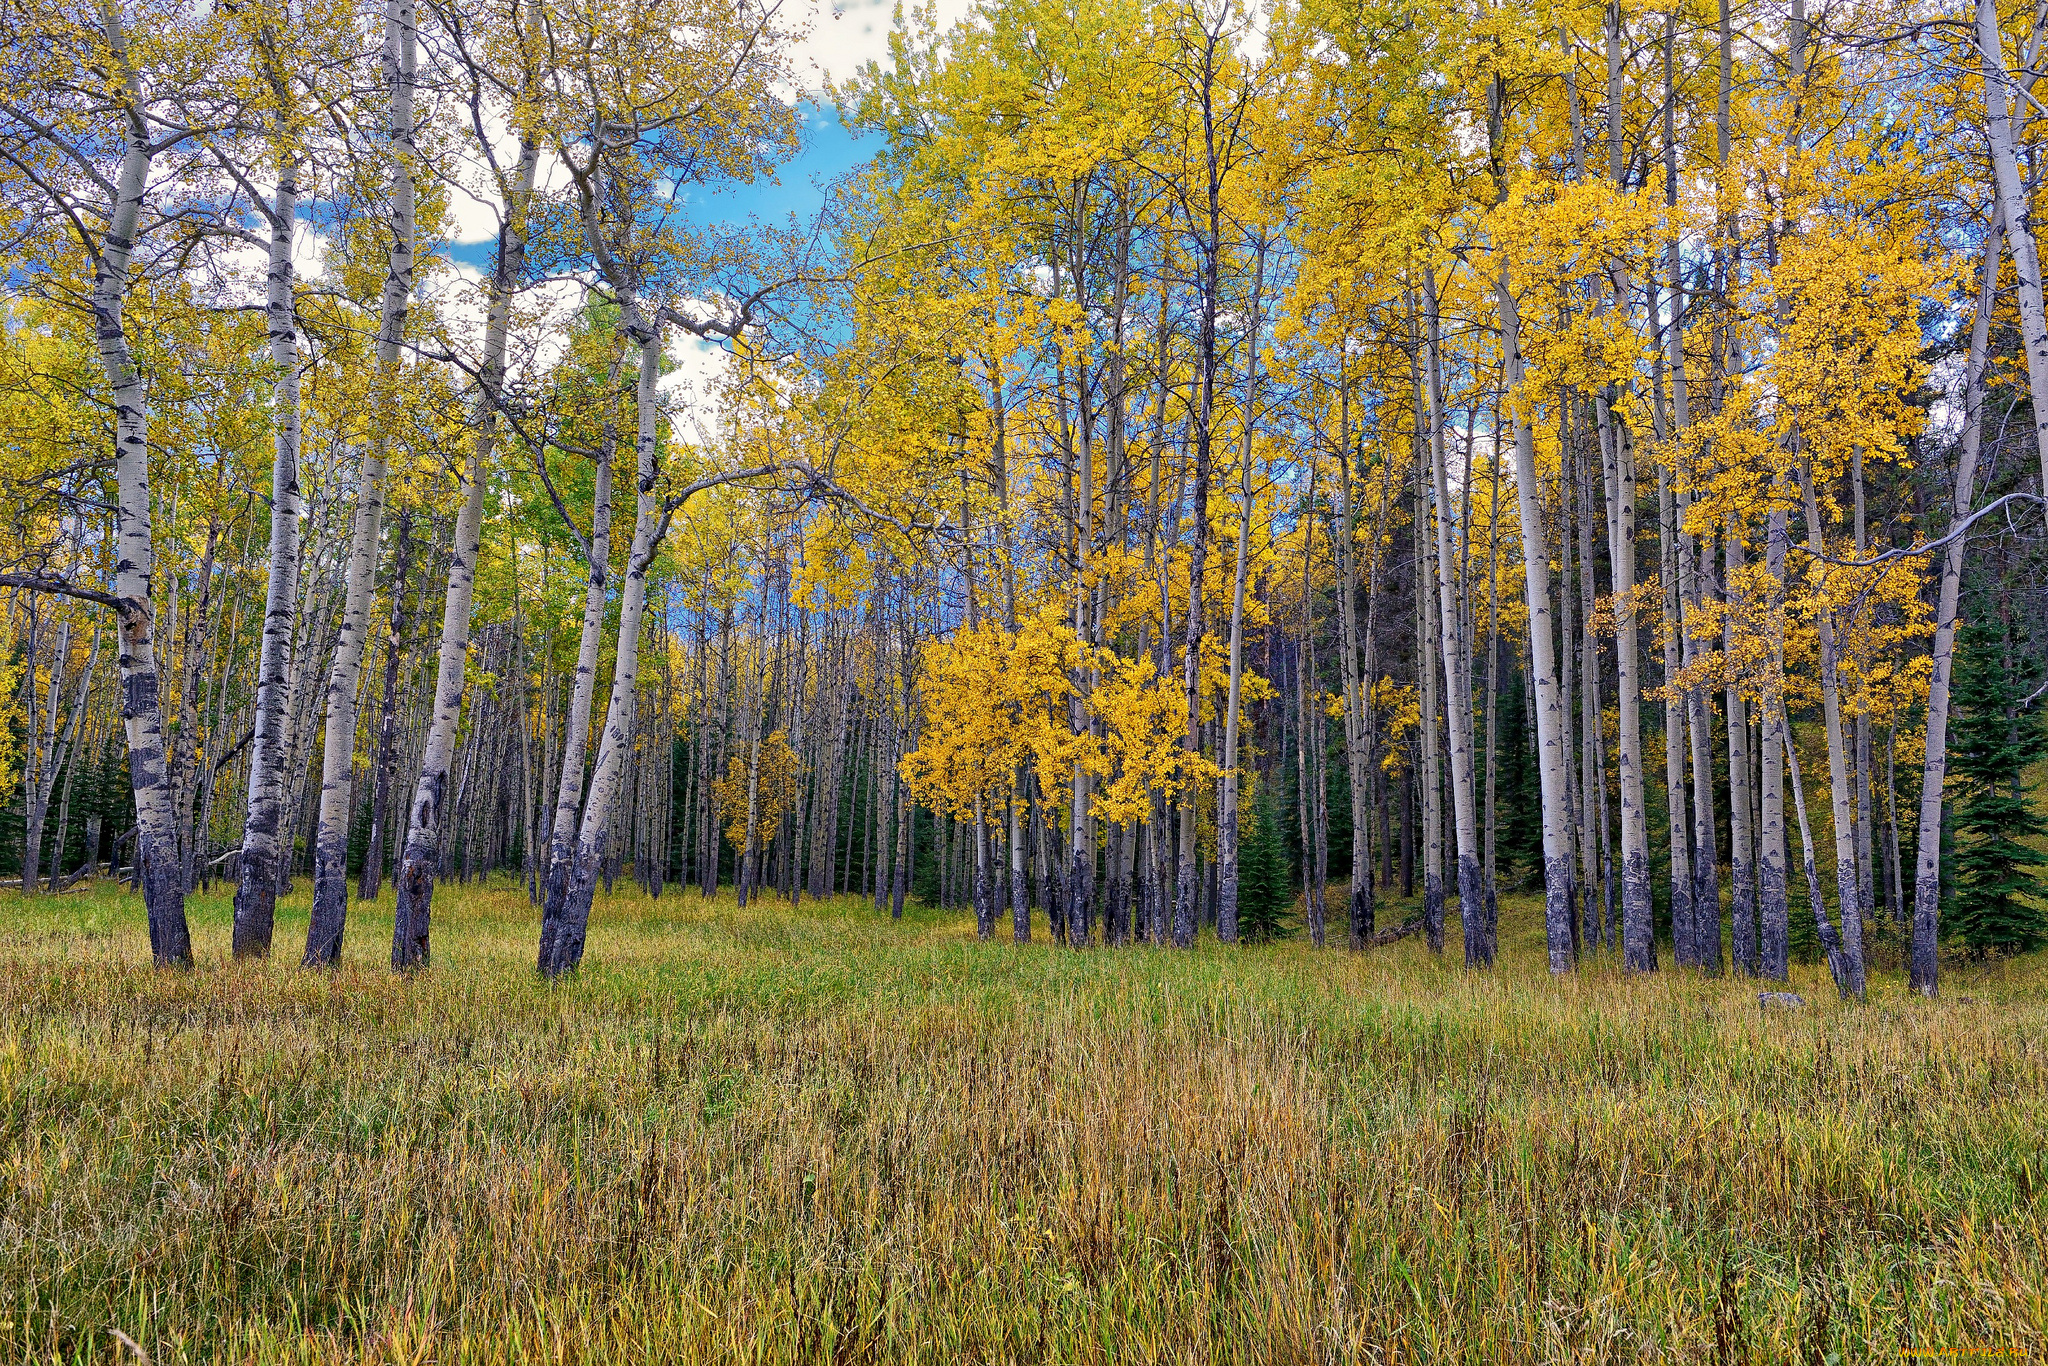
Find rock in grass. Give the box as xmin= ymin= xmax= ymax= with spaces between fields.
xmin=1757 ymin=991 xmax=1807 ymax=1009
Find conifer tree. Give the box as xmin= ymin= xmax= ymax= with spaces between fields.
xmin=1235 ymin=788 xmax=1292 ymax=944
xmin=1946 ymin=620 xmax=2048 ymax=956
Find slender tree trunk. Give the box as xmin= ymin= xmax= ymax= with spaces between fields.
xmin=95 ymin=19 xmax=190 ymax=965
xmin=1678 ymin=523 xmax=1726 ymax=977
xmin=1777 ymin=699 xmax=1857 ymax=998
xmin=306 ymin=0 xmax=414 ymax=961
xmin=387 ymin=427 xmax=489 ymax=968
xmin=1599 ymin=404 xmax=1653 ymax=970
xmin=1423 ymin=277 xmax=1486 ymax=964
xmin=706 ymin=610 xmax=732 ymax=900
xmin=542 ymin=371 xmax=621 ymax=914
xmin=1010 ymin=767 xmax=1029 ymax=942
xmin=46 ymin=649 xmax=92 ymax=891
xmin=1578 ymin=425 xmax=1617 ymax=953
xmin=1295 ymin=518 xmax=1327 ymax=947
xmin=1797 ymin=463 xmax=1867 ymax=1000
xmin=1560 ymin=473 xmax=1593 ymax=955
xmin=1911 ymin=227 xmax=2001 ymax=996
xmin=736 ymin=629 xmax=768 ymax=912
xmin=232 ymin=153 xmax=305 ymax=956
xmin=359 ymin=511 xmax=413 ymax=902
xmin=1724 ymin=523 xmax=1758 ymax=975
xmin=1216 ymin=244 xmax=1266 ymax=947
xmin=1758 ymin=507 xmax=1793 ymax=980
xmin=1482 ymin=444 xmax=1502 ymax=932
xmin=974 ymin=794 xmax=993 ymax=939
xmin=511 ymin=538 xmax=538 ymax=898
xmin=1415 ymin=438 xmax=1445 ymax=952
xmin=1685 ymin=521 xmax=1724 ymax=973
xmin=385 ymin=136 xmax=540 ymax=969
xmin=23 ymin=621 xmax=89 ymax=899
xmin=1333 ymin=416 xmax=1373 ymax=948
xmin=1885 ymin=716 xmax=1906 ymax=926
xmin=1852 ymin=455 xmax=1874 ymax=919
xmin=884 ymin=716 xmax=903 ymax=918
xmin=1979 ymin=0 xmax=2048 ymax=497
xmin=168 ymin=523 xmax=219 ymax=897
xmin=1657 ymin=19 xmax=1710 ymax=971
xmin=1658 ymin=458 xmax=1695 ymax=968
xmin=21 ymin=621 xmax=60 ymax=899
xmin=892 ymin=717 xmax=911 ymax=920
xmin=1497 ymin=273 xmax=1576 ymax=973
xmin=1175 ymin=35 xmax=1224 ymax=950
xmin=539 ymin=324 xmax=667 ymax=976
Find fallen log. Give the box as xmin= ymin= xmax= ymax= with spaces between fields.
xmin=1368 ymin=915 xmax=1426 ymax=948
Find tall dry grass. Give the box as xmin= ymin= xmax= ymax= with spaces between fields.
xmin=0 ymin=881 xmax=2042 ymax=1363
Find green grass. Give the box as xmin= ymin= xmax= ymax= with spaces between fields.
xmin=1 ymin=879 xmax=2043 ymax=1363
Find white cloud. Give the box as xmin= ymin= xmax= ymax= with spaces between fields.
xmin=446 ymin=141 xmax=577 ymax=246
xmin=661 ymin=334 xmax=744 ymax=447
xmin=787 ymin=0 xmax=977 ymax=89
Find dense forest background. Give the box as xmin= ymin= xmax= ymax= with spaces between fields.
xmin=2 ymin=0 xmax=2046 ymax=995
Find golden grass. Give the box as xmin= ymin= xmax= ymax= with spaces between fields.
xmin=0 ymin=880 xmax=2042 ymax=1363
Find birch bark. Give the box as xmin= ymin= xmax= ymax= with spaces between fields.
xmin=540 ymin=326 xmax=664 ymax=973
xmin=539 ymin=362 xmax=620 ymax=914
xmin=306 ymin=0 xmax=413 ymax=959
xmin=1498 ymin=271 xmax=1577 ymax=972
xmin=1796 ymin=464 xmax=1868 ymax=1000
xmin=95 ymin=11 xmax=191 ymax=965
xmin=1910 ymin=226 xmax=2001 ymax=996
xmin=1424 ymin=275 xmax=1486 ymax=965
xmin=1758 ymin=507 xmax=1793 ymax=980
xmin=1601 ymin=409 xmax=1653 ymax=971
xmin=1332 ymin=403 xmax=1374 ymax=948
xmin=1217 ymin=243 xmax=1267 ymax=947
xmin=358 ymin=511 xmax=413 ymax=902
xmin=231 ymin=146 xmax=303 ymax=957
xmin=386 ymin=136 xmax=541 ymax=969
xmin=1978 ymin=0 xmax=2048 ymax=497
xmin=1726 ymin=518 xmax=1759 ymax=974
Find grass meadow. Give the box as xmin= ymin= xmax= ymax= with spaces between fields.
xmin=0 ymin=879 xmax=2043 ymax=1363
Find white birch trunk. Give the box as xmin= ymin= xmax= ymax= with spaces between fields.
xmin=1911 ymin=225 xmax=2001 ymax=997
xmin=232 ymin=150 xmax=303 ymax=957
xmin=1332 ymin=420 xmax=1374 ymax=948
xmin=386 ymin=137 xmax=541 ymax=968
xmin=94 ymin=16 xmax=191 ymax=965
xmin=1724 ymin=519 xmax=1759 ymax=973
xmin=1777 ymin=697 xmax=1857 ymax=998
xmin=1758 ymin=507 xmax=1793 ymax=980
xmin=1598 ymin=402 xmax=1654 ymax=970
xmin=305 ymin=0 xmax=414 ymax=961
xmin=1424 ymin=276 xmax=1486 ymax=965
xmin=539 ymin=366 xmax=619 ymax=913
xmin=1217 ymin=245 xmax=1266 ymax=947
xmin=1657 ymin=462 xmax=1694 ymax=964
xmin=22 ymin=619 xmax=88 ymax=896
xmin=540 ymin=327 xmax=663 ymax=974
xmin=1497 ymin=270 xmax=1576 ymax=972
xmin=1979 ymin=0 xmax=2048 ymax=497
xmin=1797 ymin=466 xmax=1867 ymax=999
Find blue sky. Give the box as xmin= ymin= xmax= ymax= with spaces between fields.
xmin=691 ymin=103 xmax=884 ymax=229
xmin=444 ymin=103 xmax=883 ymax=273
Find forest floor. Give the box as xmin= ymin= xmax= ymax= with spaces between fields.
xmin=0 ymin=880 xmax=2043 ymax=1364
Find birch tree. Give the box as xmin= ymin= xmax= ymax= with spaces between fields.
xmin=0 ymin=0 xmax=219 ymax=964
xmin=304 ymin=0 xmax=417 ymax=965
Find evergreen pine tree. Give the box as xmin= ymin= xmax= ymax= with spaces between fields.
xmin=1493 ymin=672 xmax=1544 ymax=883
xmin=1946 ymin=619 xmax=2048 ymax=956
xmin=1237 ymin=788 xmax=1294 ymax=943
